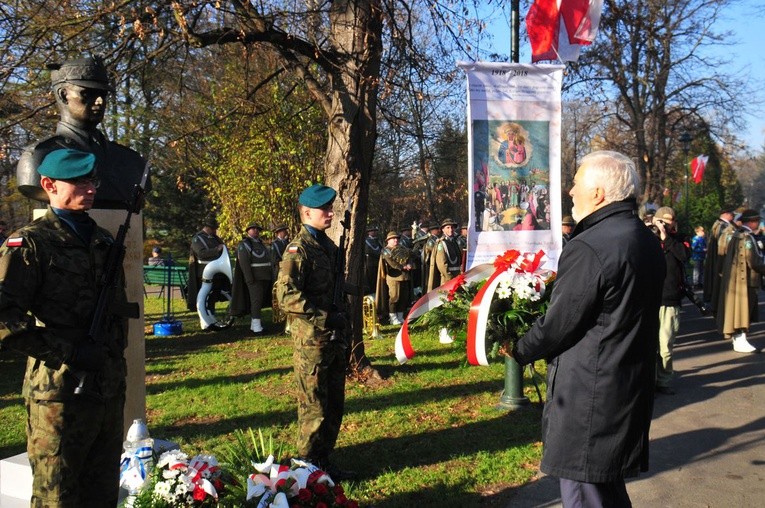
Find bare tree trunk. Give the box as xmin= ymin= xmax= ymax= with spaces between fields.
xmin=324 ymin=0 xmax=383 ymax=377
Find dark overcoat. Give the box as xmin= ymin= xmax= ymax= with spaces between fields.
xmin=514 ymin=200 xmax=665 ymax=483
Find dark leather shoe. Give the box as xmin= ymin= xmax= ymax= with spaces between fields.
xmin=655 ymin=386 xmax=675 ymax=395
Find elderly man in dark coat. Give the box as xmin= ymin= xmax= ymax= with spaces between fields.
xmin=512 ymin=151 xmax=665 ymax=506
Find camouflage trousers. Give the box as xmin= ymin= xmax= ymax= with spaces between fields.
xmin=293 ymin=339 xmax=347 ymax=461
xmin=26 ymin=394 xmax=125 ymax=508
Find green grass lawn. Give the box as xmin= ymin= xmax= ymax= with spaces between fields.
xmin=0 ymin=290 xmax=547 ymax=507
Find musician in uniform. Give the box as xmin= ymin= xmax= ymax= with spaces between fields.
xmin=716 ymin=209 xmax=765 ymax=353
xmin=270 ymin=224 xmax=290 ymax=280
xmin=275 ymin=184 xmax=354 ymax=481
xmin=363 ymin=225 xmax=382 ymax=294
xmin=703 ymin=205 xmax=735 ymax=309
xmin=186 ymin=216 xmax=229 ymax=315
xmin=231 ymin=223 xmax=272 ymax=335
xmin=399 ymin=225 xmax=414 ymax=249
xmin=377 ymin=231 xmax=413 ymax=325
xmin=422 ymin=223 xmax=441 ymax=291
xmin=432 ymin=218 xmax=463 ymax=287
xmin=0 ymin=149 xmax=130 ymax=507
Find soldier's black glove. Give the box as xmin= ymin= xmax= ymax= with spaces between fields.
xmin=326 ymin=311 xmax=347 ymax=331
xmin=66 ymin=343 xmax=108 ymax=372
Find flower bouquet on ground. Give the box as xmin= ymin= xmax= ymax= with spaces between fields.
xmin=123 ymin=428 xmax=360 ymax=507
xmin=420 ymin=249 xmax=555 ymax=362
xmin=218 ymin=428 xmax=360 ymax=507
xmin=126 ymin=450 xmax=236 ymax=507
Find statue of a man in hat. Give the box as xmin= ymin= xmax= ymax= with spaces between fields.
xmin=16 ymin=56 xmax=147 ymax=209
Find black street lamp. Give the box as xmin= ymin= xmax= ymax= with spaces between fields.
xmin=679 ymin=131 xmax=692 ymax=220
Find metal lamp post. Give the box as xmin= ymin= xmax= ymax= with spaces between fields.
xmin=498 ymin=0 xmax=530 ymax=411
xmin=679 ymin=131 xmax=692 ymax=221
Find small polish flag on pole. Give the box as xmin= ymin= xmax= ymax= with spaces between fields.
xmin=691 ymin=155 xmax=708 ymax=184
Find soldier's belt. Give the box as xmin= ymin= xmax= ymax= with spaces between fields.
xmin=250 ymin=262 xmax=271 ymax=267
xmin=448 ymin=267 xmax=461 ymax=273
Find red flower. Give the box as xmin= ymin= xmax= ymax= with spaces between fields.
xmin=298 ymin=488 xmax=313 ymax=502
xmin=332 ymin=484 xmax=345 ymax=496
xmin=336 ymin=492 xmax=348 ymax=503
xmin=494 ymin=249 xmax=521 ymax=271
xmin=192 ymin=484 xmax=207 ymax=501
xmin=345 ymin=501 xmax=359 ymax=508
xmin=316 ymin=502 xmax=329 ymax=508
xmin=213 ymin=478 xmax=224 ymax=492
xmin=313 ymin=482 xmax=329 ymax=496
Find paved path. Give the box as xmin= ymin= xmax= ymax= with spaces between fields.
xmin=506 ymin=291 xmax=765 ymax=507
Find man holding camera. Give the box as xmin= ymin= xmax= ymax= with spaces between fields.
xmin=652 ymin=207 xmax=689 ymax=395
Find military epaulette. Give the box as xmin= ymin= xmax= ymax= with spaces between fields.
xmin=5 ymin=237 xmax=24 ymax=248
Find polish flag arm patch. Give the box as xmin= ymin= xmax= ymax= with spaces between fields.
xmin=6 ymin=237 xmax=24 ymax=248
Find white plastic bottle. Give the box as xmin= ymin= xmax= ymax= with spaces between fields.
xmin=120 ymin=418 xmax=155 ymax=495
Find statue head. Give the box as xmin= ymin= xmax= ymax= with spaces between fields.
xmin=49 ymin=56 xmax=113 ymax=129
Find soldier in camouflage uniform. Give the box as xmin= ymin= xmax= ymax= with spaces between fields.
xmin=275 ymin=184 xmax=355 ymax=480
xmin=0 ymin=149 xmax=130 ymax=507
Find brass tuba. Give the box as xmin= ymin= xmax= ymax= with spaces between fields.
xmin=362 ymin=294 xmax=381 ymax=339
xmin=196 ymin=245 xmax=234 ymax=331
xmin=271 ymin=284 xmax=286 ymax=323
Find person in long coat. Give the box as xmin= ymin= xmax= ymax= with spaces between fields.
xmin=715 ymin=209 xmax=765 ymax=353
xmin=512 ymin=151 xmax=664 ymax=507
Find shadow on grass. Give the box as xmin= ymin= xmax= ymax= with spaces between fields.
xmin=0 ymin=352 xmax=26 ymax=399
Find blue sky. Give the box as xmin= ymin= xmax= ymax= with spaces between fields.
xmin=479 ymin=1 xmax=765 ymax=152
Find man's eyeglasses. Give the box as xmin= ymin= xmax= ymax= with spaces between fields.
xmin=57 ymin=177 xmax=101 ymax=189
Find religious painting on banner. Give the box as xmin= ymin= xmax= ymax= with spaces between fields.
xmin=457 ymin=62 xmax=564 ymax=272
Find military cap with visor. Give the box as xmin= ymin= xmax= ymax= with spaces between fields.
xmin=440 ymin=217 xmax=459 ymax=228
xmin=739 ymin=209 xmax=760 ymax=222
xmin=272 ymin=224 xmax=288 ymax=233
xmin=298 ymin=184 xmax=337 ymax=209
xmin=385 ymin=231 xmax=400 ymax=241
xmin=49 ymin=56 xmax=114 ymax=92
xmin=37 ymin=148 xmax=97 ymax=180
xmin=245 ymin=222 xmax=263 ymax=232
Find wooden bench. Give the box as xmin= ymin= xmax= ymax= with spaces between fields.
xmin=143 ymin=265 xmax=188 ymax=299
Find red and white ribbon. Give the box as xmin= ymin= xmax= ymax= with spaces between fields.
xmin=467 ymin=250 xmax=546 ymax=365
xmin=394 ymin=263 xmax=495 ymax=363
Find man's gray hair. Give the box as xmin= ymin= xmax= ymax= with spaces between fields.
xmin=580 ymin=151 xmax=640 ymax=202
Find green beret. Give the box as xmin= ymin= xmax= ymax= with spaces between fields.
xmin=49 ymin=57 xmax=114 ymax=91
xmin=38 ymin=149 xmax=96 ymax=180
xmin=298 ymin=184 xmax=337 ymax=208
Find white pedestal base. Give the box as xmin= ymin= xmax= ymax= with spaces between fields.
xmin=0 ymin=439 xmax=178 ymax=506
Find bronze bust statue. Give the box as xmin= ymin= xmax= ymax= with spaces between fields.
xmin=16 ymin=56 xmax=147 ymax=209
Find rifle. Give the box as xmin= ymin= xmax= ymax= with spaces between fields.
xmin=682 ymin=282 xmax=711 ymax=316
xmin=74 ymin=161 xmax=150 ymax=398
xmin=331 ymin=199 xmax=353 ymax=343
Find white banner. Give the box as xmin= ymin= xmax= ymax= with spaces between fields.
xmin=457 ymin=62 xmax=564 ymax=271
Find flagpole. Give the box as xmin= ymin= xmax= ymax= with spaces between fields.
xmin=679 ymin=132 xmax=692 ymax=224
xmin=498 ymin=0 xmax=531 ymax=411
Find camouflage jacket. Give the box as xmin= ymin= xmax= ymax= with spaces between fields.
xmin=276 ymin=225 xmax=337 ymax=345
xmin=0 ymin=207 xmax=128 ymax=401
